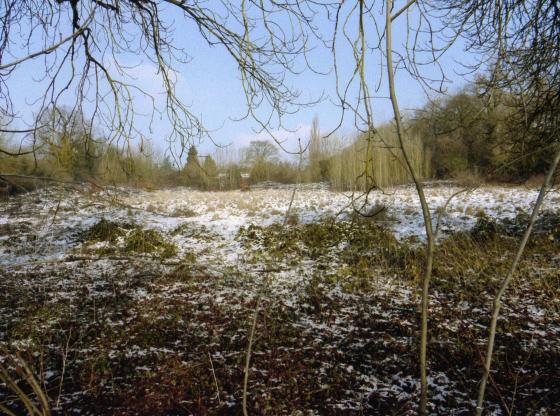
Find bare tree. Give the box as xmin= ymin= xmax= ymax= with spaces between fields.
xmin=243 ymin=140 xmax=279 ymax=165
xmin=327 ymin=1 xmax=442 ymax=412
xmin=0 ymin=0 xmax=327 ymax=160
xmin=385 ymin=2 xmax=436 ymax=413
xmin=336 ymin=1 xmax=559 ymax=412
xmin=429 ymin=1 xmax=560 ymax=413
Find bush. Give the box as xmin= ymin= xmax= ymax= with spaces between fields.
xmin=83 ymin=219 xmax=135 ymax=243
xmin=124 ymin=229 xmax=177 ymax=259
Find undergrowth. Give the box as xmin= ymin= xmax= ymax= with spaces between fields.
xmin=124 ymin=229 xmax=177 ymax=259
xmin=238 ymin=212 xmax=560 ymax=301
xmin=1 ymin=211 xmax=558 ymax=414
xmin=82 ymin=218 xmax=135 ymax=243
xmin=81 ymin=219 xmax=178 ymax=259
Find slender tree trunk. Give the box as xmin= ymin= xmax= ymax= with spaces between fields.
xmin=475 ymin=146 xmax=560 ymax=415
xmin=283 ymin=138 xmax=304 ymax=226
xmin=385 ymin=2 xmax=435 ymax=414
xmin=242 ymin=272 xmax=271 ymax=416
xmin=242 ymin=293 xmax=261 ymax=416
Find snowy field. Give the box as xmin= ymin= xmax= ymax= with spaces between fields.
xmin=2 ymin=183 xmax=559 ymax=266
xmin=1 ymin=184 xmax=559 ymax=414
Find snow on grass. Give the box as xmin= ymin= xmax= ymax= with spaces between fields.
xmin=122 ymin=184 xmax=560 ymax=239
xmin=2 ymin=184 xmax=558 ymax=268
xmin=0 ymin=183 xmax=559 ymax=414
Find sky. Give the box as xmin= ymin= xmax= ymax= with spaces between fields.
xmin=2 ymin=1 xmax=481 ymax=163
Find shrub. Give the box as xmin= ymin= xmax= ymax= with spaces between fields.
xmin=124 ymin=229 xmax=178 ymax=259
xmin=83 ymin=218 xmax=134 ymax=242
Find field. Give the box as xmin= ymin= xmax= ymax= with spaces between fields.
xmin=1 ymin=183 xmax=559 ymax=415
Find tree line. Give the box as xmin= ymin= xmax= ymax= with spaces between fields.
xmin=2 ymin=74 xmax=554 ymax=192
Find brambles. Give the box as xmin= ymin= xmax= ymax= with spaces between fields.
xmin=82 ymin=218 xmax=134 ymax=243
xmin=82 ymin=219 xmax=177 ymax=260
xmin=3 ymin=217 xmax=558 ymax=413
xmin=123 ymin=229 xmax=177 ymax=259
xmin=471 ymin=210 xmax=560 ymax=242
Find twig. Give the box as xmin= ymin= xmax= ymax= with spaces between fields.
xmin=18 ymin=354 xmax=51 ymax=416
xmin=242 ymin=293 xmax=261 ymax=416
xmin=385 ymin=2 xmax=436 ymax=413
xmin=283 ymin=138 xmax=305 ymax=226
xmin=56 ymin=328 xmax=72 ymax=408
xmin=208 ymin=352 xmax=221 ymax=404
xmin=0 ymin=7 xmax=97 ymax=71
xmin=242 ymin=273 xmax=270 ymax=416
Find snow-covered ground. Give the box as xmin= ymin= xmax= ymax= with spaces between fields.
xmin=2 ymin=183 xmax=559 ymax=267
xmin=123 ymin=183 xmax=560 ymax=239
xmin=1 ymin=183 xmax=559 ymax=415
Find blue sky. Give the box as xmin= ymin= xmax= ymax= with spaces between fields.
xmin=3 ymin=1 xmax=480 ymax=163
